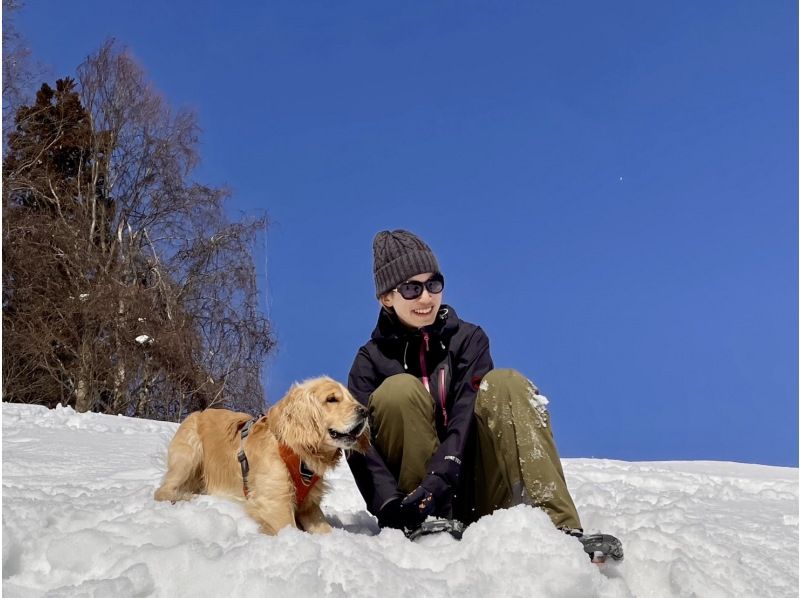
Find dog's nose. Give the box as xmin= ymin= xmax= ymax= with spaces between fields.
xmin=357 ymin=405 xmax=368 ymax=419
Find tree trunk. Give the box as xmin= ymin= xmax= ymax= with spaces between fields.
xmin=74 ymin=341 xmax=93 ymax=412
xmin=74 ymin=378 xmax=90 ymax=412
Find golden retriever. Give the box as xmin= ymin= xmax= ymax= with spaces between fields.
xmin=154 ymin=376 xmax=369 ymax=535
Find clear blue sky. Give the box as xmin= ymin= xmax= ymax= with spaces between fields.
xmin=13 ymin=1 xmax=797 ymax=466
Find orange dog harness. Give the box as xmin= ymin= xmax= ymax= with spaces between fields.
xmin=278 ymin=443 xmax=320 ymax=506
xmin=237 ymin=416 xmax=320 ymax=505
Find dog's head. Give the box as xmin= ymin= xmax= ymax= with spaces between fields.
xmin=270 ymin=376 xmax=370 ymax=456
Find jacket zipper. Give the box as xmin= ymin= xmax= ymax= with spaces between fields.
xmin=419 ymin=331 xmax=448 ymax=427
xmin=419 ymin=331 xmax=430 ymax=391
xmin=439 ymin=366 xmax=448 ymax=427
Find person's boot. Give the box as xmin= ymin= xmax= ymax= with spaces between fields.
xmin=563 ymin=528 xmax=624 ymax=563
xmin=405 ymin=517 xmax=466 ymax=541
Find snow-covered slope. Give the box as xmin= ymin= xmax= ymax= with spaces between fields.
xmin=2 ymin=403 xmax=797 ymax=597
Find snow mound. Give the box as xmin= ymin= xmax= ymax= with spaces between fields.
xmin=2 ymin=403 xmax=797 ymax=597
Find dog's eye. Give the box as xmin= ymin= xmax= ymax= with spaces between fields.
xmin=326 ymin=395 xmax=339 ymax=403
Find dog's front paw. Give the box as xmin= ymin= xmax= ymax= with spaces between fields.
xmin=303 ymin=520 xmax=333 ymax=534
xmin=154 ymin=486 xmax=184 ymax=503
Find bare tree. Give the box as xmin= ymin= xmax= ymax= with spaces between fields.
xmin=3 ymin=41 xmax=274 ymax=419
xmin=2 ymin=0 xmax=46 ymax=137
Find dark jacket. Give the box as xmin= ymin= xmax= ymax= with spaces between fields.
xmin=346 ymin=304 xmax=494 ymax=517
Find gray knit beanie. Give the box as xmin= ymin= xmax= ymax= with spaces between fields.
xmin=372 ymin=230 xmax=440 ymax=297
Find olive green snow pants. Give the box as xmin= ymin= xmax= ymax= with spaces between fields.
xmin=368 ymin=369 xmax=582 ymax=530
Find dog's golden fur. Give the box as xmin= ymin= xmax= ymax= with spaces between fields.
xmin=154 ymin=376 xmax=369 ymax=535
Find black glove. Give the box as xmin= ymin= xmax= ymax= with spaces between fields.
xmin=400 ymin=474 xmax=451 ymax=529
xmin=376 ymin=494 xmax=406 ymax=530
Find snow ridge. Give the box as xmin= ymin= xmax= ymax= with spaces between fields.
xmin=2 ymin=403 xmax=797 ymax=597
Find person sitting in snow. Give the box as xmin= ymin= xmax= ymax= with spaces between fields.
xmin=346 ymin=229 xmax=622 ymax=560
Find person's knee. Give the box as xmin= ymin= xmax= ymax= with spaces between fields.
xmin=370 ymin=374 xmax=426 ymax=417
xmin=478 ymin=368 xmax=531 ymax=395
xmin=483 ymin=368 xmax=526 ymax=386
xmin=476 ymin=368 xmax=542 ymax=411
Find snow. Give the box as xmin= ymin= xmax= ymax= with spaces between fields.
xmin=134 ymin=335 xmax=153 ymax=346
xmin=529 ymin=392 xmax=549 ymax=409
xmin=2 ymin=403 xmax=797 ymax=598
xmin=527 ymin=389 xmax=550 ymax=427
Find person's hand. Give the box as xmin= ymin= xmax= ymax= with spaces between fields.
xmin=400 ymin=486 xmax=434 ymax=529
xmin=376 ymin=494 xmax=405 ymax=529
xmin=400 ymin=474 xmax=450 ymax=528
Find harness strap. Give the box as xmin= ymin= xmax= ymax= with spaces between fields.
xmin=237 ymin=417 xmax=320 ymax=505
xmin=237 ymin=417 xmax=257 ymax=498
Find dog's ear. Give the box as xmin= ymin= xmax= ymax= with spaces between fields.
xmin=355 ymin=423 xmax=371 ymax=454
xmin=271 ymin=381 xmax=326 ymax=452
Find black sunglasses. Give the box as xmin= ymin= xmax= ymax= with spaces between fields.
xmin=394 ymin=273 xmax=445 ymax=300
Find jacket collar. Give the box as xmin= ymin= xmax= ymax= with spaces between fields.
xmin=371 ymin=304 xmax=459 ymax=344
